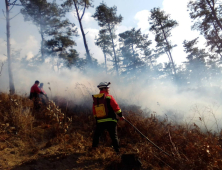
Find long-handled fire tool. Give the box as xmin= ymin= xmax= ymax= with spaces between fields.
xmin=124 ymin=118 xmax=172 ymax=157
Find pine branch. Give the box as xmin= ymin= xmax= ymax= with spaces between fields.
xmin=9 ymin=0 xmax=21 ymax=11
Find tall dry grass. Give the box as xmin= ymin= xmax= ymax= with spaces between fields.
xmin=0 ymin=92 xmax=222 ymax=169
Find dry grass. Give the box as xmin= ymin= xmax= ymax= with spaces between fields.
xmin=0 ymin=92 xmax=222 ymax=170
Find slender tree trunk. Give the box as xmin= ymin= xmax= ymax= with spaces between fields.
xmin=103 ymin=50 xmax=107 ymax=74
xmin=212 ymin=22 xmax=222 ymax=58
xmin=5 ymin=0 xmax=15 ymax=94
xmin=131 ymin=44 xmax=136 ymax=71
xmin=40 ymin=23 xmax=45 ymax=62
xmin=73 ymin=0 xmax=92 ymax=63
xmin=165 ymin=51 xmax=172 ymax=64
xmin=37 ymin=5 xmax=45 ymax=62
xmin=159 ymin=21 xmax=177 ymax=75
xmin=108 ymin=23 xmax=118 ymax=75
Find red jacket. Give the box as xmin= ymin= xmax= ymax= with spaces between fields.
xmin=30 ymin=84 xmax=42 ymax=94
xmin=93 ymin=90 xmax=122 ymax=123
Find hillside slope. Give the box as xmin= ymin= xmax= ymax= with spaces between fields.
xmin=0 ymin=93 xmax=222 ymax=170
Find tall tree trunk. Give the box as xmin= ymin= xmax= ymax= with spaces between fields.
xmin=40 ymin=23 xmax=45 ymax=62
xmin=73 ymin=0 xmax=92 ymax=63
xmin=212 ymin=22 xmax=222 ymax=58
xmin=5 ymin=0 xmax=15 ymax=94
xmin=131 ymin=44 xmax=136 ymax=71
xmin=37 ymin=5 xmax=45 ymax=62
xmin=103 ymin=50 xmax=107 ymax=74
xmin=159 ymin=21 xmax=177 ymax=75
xmin=108 ymin=23 xmax=118 ymax=75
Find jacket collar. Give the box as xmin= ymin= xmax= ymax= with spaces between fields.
xmin=100 ymin=90 xmax=109 ymax=95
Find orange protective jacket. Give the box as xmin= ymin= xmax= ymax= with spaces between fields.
xmin=92 ymin=90 xmax=122 ymax=123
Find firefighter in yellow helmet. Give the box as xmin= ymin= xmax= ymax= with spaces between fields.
xmin=92 ymin=82 xmax=125 ymax=154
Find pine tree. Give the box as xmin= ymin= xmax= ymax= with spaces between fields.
xmin=95 ymin=29 xmax=112 ymax=73
xmin=20 ymin=0 xmax=79 ymax=66
xmin=93 ymin=2 xmax=123 ymax=75
xmin=182 ymin=38 xmax=210 ymax=87
xmin=62 ymin=0 xmax=93 ymax=64
xmin=119 ymin=28 xmax=148 ymax=76
xmin=20 ymin=0 xmax=50 ymax=61
xmin=149 ymin=8 xmax=178 ymax=76
xmin=45 ymin=20 xmax=79 ymax=68
xmin=188 ymin=0 xmax=222 ymax=57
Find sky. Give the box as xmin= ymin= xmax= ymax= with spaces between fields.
xmin=0 ymin=0 xmax=205 ymax=65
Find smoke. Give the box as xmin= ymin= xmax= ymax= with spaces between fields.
xmin=1 ymin=58 xmax=222 ymax=133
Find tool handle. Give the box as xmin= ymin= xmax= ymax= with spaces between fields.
xmin=124 ymin=118 xmax=172 ymax=157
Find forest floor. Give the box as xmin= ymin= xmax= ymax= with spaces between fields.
xmin=1 ymin=93 xmax=222 ymax=170
xmin=0 ymin=124 xmax=130 ymax=170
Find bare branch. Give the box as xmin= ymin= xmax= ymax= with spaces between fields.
xmin=8 ymin=0 xmax=17 ymax=6
xmin=10 ymin=4 xmax=22 ymax=6
xmin=2 ymin=10 xmax=6 ymax=18
xmin=9 ymin=3 xmax=22 ymax=11
xmin=10 ymin=12 xmax=20 ymax=20
xmin=80 ymin=0 xmax=87 ymax=20
xmin=9 ymin=0 xmax=18 ymax=11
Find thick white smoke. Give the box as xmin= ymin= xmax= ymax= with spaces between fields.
xmin=1 ymin=60 xmax=222 ymax=132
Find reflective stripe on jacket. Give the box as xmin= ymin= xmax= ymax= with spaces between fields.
xmin=93 ymin=90 xmax=121 ymax=123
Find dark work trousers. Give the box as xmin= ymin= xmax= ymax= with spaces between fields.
xmin=30 ymin=93 xmax=40 ymax=110
xmin=92 ymin=121 xmax=119 ymax=152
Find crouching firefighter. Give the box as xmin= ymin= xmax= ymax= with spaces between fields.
xmin=38 ymin=83 xmax=48 ymax=104
xmin=92 ymin=82 xmax=125 ymax=153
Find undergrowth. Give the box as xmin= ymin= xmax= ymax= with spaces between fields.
xmin=0 ymin=92 xmax=222 ymax=170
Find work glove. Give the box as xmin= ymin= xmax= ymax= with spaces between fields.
xmin=119 ymin=116 xmax=125 ymax=121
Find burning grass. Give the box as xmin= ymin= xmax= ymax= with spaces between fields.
xmin=0 ymin=92 xmax=222 ymax=170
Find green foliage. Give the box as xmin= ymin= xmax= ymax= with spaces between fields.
xmin=92 ymin=3 xmax=122 ymax=28
xmin=95 ymin=29 xmax=112 ymax=56
xmin=62 ymin=0 xmax=94 ymax=64
xmin=119 ymin=28 xmax=150 ymax=77
xmin=181 ymin=38 xmax=211 ymax=86
xmin=62 ymin=0 xmax=93 ymax=11
xmin=149 ymin=8 xmax=178 ymax=75
xmin=95 ymin=29 xmax=112 ymax=73
xmin=93 ymin=2 xmax=123 ymax=74
xmin=188 ymin=0 xmax=222 ymax=56
xmin=20 ymin=0 xmax=79 ymax=68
